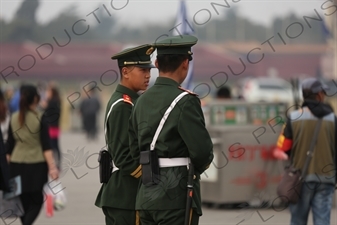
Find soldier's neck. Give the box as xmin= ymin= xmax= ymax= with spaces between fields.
xmin=159 ymin=71 xmax=184 ymax=85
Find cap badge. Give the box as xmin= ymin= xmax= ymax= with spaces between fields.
xmin=146 ymin=47 xmax=154 ymax=55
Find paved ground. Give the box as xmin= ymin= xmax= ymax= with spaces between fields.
xmin=2 ymin=131 xmax=336 ymax=225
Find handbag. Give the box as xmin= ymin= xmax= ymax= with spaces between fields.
xmin=52 ymin=180 xmax=67 ymax=211
xmin=0 ymin=175 xmax=24 ymax=219
xmin=276 ymin=119 xmax=322 ymax=204
xmin=43 ymin=178 xmax=67 ymax=218
xmin=44 ymin=184 xmax=54 ymax=217
xmin=0 ymin=176 xmax=24 ymax=219
xmin=0 ymin=193 xmax=24 ymax=220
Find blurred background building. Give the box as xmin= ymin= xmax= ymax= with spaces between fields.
xmin=0 ymin=0 xmax=336 ymax=213
xmin=0 ymin=0 xmax=336 ymax=130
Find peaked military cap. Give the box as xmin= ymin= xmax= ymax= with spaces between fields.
xmin=153 ymin=35 xmax=198 ymax=55
xmin=111 ymin=44 xmax=156 ymax=68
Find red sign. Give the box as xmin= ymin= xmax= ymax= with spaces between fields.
xmin=231 ymin=171 xmax=282 ymax=189
xmin=228 ymin=144 xmax=277 ymax=161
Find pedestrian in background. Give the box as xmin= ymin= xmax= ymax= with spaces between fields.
xmin=0 ymin=88 xmax=11 ymax=144
xmin=42 ymin=83 xmax=62 ymax=170
xmin=216 ymin=85 xmax=231 ymax=99
xmin=273 ymin=78 xmax=337 ymax=225
xmin=0 ymin=89 xmax=10 ymax=192
xmin=8 ymin=85 xmax=22 ymax=114
xmin=6 ymin=84 xmax=59 ymax=225
xmin=36 ymin=81 xmax=48 ymax=111
xmin=79 ymin=88 xmax=101 ymax=141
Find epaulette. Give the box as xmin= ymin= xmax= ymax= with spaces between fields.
xmin=123 ymin=94 xmax=133 ymax=104
xmin=178 ymin=86 xmax=198 ymax=96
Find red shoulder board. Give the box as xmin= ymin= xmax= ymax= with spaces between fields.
xmin=178 ymin=86 xmax=198 ymax=96
xmin=123 ymin=94 xmax=133 ymax=105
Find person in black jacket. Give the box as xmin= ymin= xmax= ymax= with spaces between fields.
xmin=43 ymin=84 xmax=62 ymax=169
xmin=0 ymin=89 xmax=10 ymax=191
xmin=79 ymin=87 xmax=101 ymax=141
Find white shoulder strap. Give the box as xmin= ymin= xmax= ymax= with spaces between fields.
xmin=150 ymin=92 xmax=189 ymax=150
xmin=104 ymin=98 xmax=134 ymax=141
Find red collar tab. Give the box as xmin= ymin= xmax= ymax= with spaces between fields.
xmin=123 ymin=94 xmax=133 ymax=104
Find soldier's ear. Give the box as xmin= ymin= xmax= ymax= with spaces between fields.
xmin=182 ymin=58 xmax=189 ymax=70
xmin=121 ymin=67 xmax=127 ymax=75
xmin=122 ymin=67 xmax=130 ymax=79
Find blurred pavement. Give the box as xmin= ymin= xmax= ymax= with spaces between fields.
xmin=3 ymin=131 xmax=336 ymax=225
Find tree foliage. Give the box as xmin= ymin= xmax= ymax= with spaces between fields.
xmin=2 ymin=0 xmax=39 ymax=42
xmin=0 ymin=1 xmax=327 ymax=44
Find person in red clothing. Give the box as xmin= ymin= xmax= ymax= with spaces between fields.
xmin=42 ymin=84 xmax=62 ymax=170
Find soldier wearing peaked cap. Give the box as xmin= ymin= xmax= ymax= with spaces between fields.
xmin=129 ymin=35 xmax=214 ymax=225
xmin=95 ymin=44 xmax=156 ymax=225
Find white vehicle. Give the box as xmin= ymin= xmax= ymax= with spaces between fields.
xmin=239 ymin=77 xmax=294 ymax=104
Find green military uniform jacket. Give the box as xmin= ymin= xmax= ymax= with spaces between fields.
xmin=129 ymin=77 xmax=214 ymax=215
xmin=95 ymin=84 xmax=141 ymax=209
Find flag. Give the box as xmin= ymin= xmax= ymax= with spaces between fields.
xmin=172 ymin=0 xmax=195 ymax=90
xmin=321 ymin=17 xmax=332 ymax=41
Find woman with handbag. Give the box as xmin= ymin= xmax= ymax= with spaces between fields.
xmin=6 ymin=84 xmax=59 ymax=225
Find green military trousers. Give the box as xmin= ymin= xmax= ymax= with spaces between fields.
xmin=139 ymin=209 xmax=199 ymax=225
xmin=102 ymin=207 xmax=140 ymax=225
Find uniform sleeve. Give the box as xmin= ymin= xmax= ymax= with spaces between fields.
xmin=107 ymin=103 xmax=141 ymax=178
xmin=40 ymin=113 xmax=52 ymax=151
xmin=178 ymin=95 xmax=214 ymax=175
xmin=129 ymin=108 xmax=139 ymax=162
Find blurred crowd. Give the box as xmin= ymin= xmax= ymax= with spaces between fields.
xmin=0 ymin=80 xmax=103 ymax=225
xmin=0 ymin=82 xmax=62 ymax=167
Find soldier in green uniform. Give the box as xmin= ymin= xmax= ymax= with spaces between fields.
xmin=129 ymin=35 xmax=214 ymax=225
xmin=95 ymin=44 xmax=156 ymax=225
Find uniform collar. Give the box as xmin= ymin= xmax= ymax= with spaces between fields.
xmin=116 ymin=84 xmax=139 ymax=100
xmin=154 ymin=77 xmax=180 ymax=87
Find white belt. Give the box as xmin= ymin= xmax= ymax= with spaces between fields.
xmin=112 ymin=158 xmax=190 ymax=173
xmin=112 ymin=160 xmax=119 ymax=173
xmin=159 ymin=157 xmax=190 ymax=168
